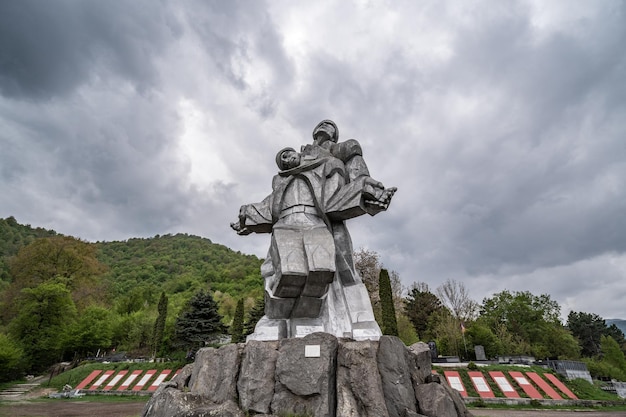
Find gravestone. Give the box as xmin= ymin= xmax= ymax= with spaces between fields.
xmin=474 ymin=345 xmax=487 ymax=361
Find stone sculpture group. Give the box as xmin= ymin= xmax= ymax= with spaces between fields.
xmin=231 ymin=120 xmax=396 ymax=341
xmin=143 ymin=120 xmax=474 ymax=417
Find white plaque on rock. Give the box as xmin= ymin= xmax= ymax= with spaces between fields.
xmin=305 ymin=344 xmax=321 ymax=358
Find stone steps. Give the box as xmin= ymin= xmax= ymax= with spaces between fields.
xmin=0 ymin=382 xmax=41 ymax=400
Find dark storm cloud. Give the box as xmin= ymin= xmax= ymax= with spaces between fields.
xmin=0 ymin=0 xmax=176 ymax=99
xmin=1 ymin=0 xmax=624 ymax=318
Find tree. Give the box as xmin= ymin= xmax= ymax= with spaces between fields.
xmin=152 ymin=292 xmax=168 ymax=358
xmin=601 ymin=335 xmax=626 ymax=372
xmin=567 ymin=311 xmax=606 ymax=357
xmin=436 ymin=279 xmax=478 ymax=322
xmin=9 ymin=282 xmax=77 ymax=371
xmin=3 ymin=236 xmax=107 ymax=320
xmin=480 ymin=290 xmax=565 ymax=358
xmin=244 ymin=297 xmax=265 ymax=337
xmin=379 ymin=269 xmax=398 ymax=336
xmin=466 ymin=323 xmax=502 ymax=359
xmin=0 ymin=333 xmax=25 ymax=382
xmin=175 ymin=290 xmax=225 ymax=350
xmin=231 ymin=298 xmax=245 ymax=343
xmin=429 ymin=308 xmax=464 ymax=357
xmin=354 ymin=248 xmax=382 ymax=316
xmin=404 ymin=283 xmax=444 ymax=339
xmin=65 ymin=306 xmax=113 ymax=358
xmin=604 ymin=324 xmax=626 ymax=352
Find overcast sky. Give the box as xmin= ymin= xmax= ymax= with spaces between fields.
xmin=1 ymin=1 xmax=625 ymax=321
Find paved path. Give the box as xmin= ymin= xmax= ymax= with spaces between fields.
xmin=472 ymin=410 xmax=626 ymax=417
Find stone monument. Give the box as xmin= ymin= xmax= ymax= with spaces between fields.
xmin=142 ymin=121 xmax=475 ymax=417
xmin=231 ymin=120 xmax=396 ymax=341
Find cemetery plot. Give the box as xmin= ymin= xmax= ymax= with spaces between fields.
xmin=443 ymin=371 xmax=467 ymax=397
xmin=488 ymin=371 xmax=519 ymax=398
xmin=90 ymin=370 xmax=115 ymax=390
xmin=508 ymin=371 xmax=543 ymax=399
xmin=468 ymin=371 xmax=495 ymax=398
xmin=118 ymin=370 xmax=143 ymax=391
xmin=132 ymin=370 xmax=157 ymax=391
xmin=544 ymin=373 xmax=578 ymax=399
xmin=148 ymin=370 xmax=172 ymax=391
xmin=526 ymin=372 xmax=562 ymax=399
xmin=75 ymin=370 xmax=102 ymax=390
xmin=103 ymin=370 xmax=128 ymax=391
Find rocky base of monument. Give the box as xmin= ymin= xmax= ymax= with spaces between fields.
xmin=141 ymin=333 xmax=474 ymax=417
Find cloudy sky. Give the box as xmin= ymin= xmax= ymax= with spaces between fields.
xmin=1 ymin=1 xmax=625 ymax=320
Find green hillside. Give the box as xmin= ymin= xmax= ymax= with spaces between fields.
xmin=0 ymin=217 xmax=263 ymax=379
xmin=96 ymin=233 xmax=263 ymax=308
xmin=0 ymin=216 xmax=59 ymax=285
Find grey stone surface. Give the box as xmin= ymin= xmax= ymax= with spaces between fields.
xmin=433 ymin=376 xmax=475 ymax=417
xmin=408 ymin=342 xmax=433 ymax=384
xmin=414 ymin=382 xmax=458 ymax=417
xmin=474 ymin=345 xmax=487 ymax=361
xmin=403 ymin=411 xmax=429 ymax=417
xmin=232 ymin=120 xmax=396 ymax=340
xmin=143 ymin=335 xmax=472 ymax=417
xmin=377 ymin=336 xmax=418 ymax=417
xmin=141 ymin=388 xmax=209 ymax=417
xmin=189 ymin=344 xmax=242 ymax=403
xmin=271 ymin=332 xmax=338 ymax=417
xmin=237 ymin=340 xmax=279 ymax=414
xmin=336 ymin=339 xmax=389 ymax=417
xmin=172 ymin=400 xmax=245 ymax=417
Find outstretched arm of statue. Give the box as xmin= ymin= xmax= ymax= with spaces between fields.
xmin=362 ymin=177 xmax=397 ymax=215
xmin=230 ymin=205 xmax=253 ymax=235
xmin=230 ymin=196 xmax=274 ymax=235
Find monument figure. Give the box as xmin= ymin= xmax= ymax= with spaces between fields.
xmin=231 ymin=120 xmax=396 ymax=340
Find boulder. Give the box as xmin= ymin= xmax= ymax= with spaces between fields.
xmin=414 ymin=383 xmax=458 ymax=417
xmin=407 ymin=342 xmax=432 ymax=384
xmin=270 ymin=332 xmax=338 ymax=417
xmin=189 ymin=344 xmax=242 ymax=403
xmin=377 ymin=336 xmax=418 ymax=417
xmin=143 ymin=334 xmax=474 ymax=417
xmin=237 ymin=340 xmax=279 ymax=414
xmin=141 ymin=388 xmax=210 ymax=417
xmin=336 ymin=339 xmax=389 ymax=417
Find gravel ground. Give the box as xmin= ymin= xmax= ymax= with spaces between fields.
xmin=0 ymin=399 xmax=147 ymax=417
xmin=2 ymin=399 xmax=625 ymax=417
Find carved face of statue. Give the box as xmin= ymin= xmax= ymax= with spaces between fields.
xmin=278 ymin=149 xmax=301 ymax=170
xmin=313 ymin=122 xmax=337 ymax=146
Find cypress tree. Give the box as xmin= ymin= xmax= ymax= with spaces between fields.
xmin=231 ymin=298 xmax=245 ymax=343
xmin=152 ymin=291 xmax=168 ymax=359
xmin=379 ymin=268 xmax=398 ymax=336
xmin=175 ymin=289 xmax=225 ymax=350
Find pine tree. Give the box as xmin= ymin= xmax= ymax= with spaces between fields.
xmin=152 ymin=292 xmax=168 ymax=358
xmin=175 ymin=290 xmax=225 ymax=350
xmin=231 ymin=298 xmax=245 ymax=343
xmin=379 ymin=268 xmax=398 ymax=336
xmin=244 ymin=297 xmax=265 ymax=337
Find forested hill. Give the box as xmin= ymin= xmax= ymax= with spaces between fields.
xmin=96 ymin=233 xmax=263 ymax=301
xmin=0 ymin=217 xmax=263 ymax=316
xmin=0 ymin=216 xmax=59 ymax=281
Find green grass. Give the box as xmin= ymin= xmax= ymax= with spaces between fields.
xmin=468 ymin=402 xmax=626 ymax=412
